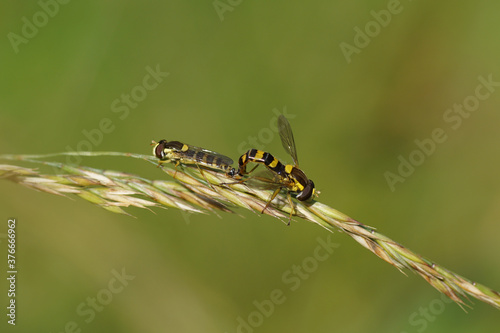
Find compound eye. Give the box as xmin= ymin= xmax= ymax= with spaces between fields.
xmin=296 ymin=180 xmax=315 ymax=201
xmin=155 ymin=140 xmax=167 ymax=160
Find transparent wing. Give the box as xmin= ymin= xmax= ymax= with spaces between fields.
xmin=245 ymin=169 xmax=284 ymax=190
xmin=278 ymin=114 xmax=299 ymax=166
xmin=188 ymin=145 xmax=234 ymax=166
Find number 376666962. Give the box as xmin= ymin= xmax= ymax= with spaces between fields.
xmin=7 ymin=219 xmax=16 ymax=270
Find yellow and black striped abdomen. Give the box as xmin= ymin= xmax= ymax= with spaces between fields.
xmin=180 ymin=146 xmax=234 ymax=173
xmin=238 ymin=149 xmax=285 ymax=176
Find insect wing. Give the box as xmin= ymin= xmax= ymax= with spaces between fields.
xmin=246 ymin=169 xmax=284 ymax=190
xmin=278 ymin=115 xmax=299 ymax=166
xmin=188 ymin=145 xmax=234 ymax=166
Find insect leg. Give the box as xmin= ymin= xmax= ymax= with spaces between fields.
xmin=195 ymin=163 xmax=216 ymax=191
xmin=285 ymin=191 xmax=294 ymax=226
xmin=173 ymin=161 xmax=180 ymax=179
xmin=262 ymin=187 xmax=282 ymax=214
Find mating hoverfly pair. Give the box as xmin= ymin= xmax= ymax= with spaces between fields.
xmin=152 ymin=115 xmax=316 ymax=223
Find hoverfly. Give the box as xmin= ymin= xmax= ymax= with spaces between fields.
xmin=236 ymin=115 xmax=316 ymax=223
xmin=153 ymin=139 xmax=236 ymax=177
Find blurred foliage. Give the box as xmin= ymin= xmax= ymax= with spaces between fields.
xmin=1 ymin=1 xmax=499 ymax=332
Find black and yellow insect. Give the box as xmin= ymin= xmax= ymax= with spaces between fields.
xmin=153 ymin=139 xmax=236 ymax=176
xmin=236 ymin=115 xmax=316 ymax=222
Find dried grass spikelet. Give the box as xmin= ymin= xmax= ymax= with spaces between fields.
xmin=1 ymin=151 xmax=499 ymax=311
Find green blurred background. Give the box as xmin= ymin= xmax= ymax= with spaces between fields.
xmin=1 ymin=1 xmax=499 ymax=332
